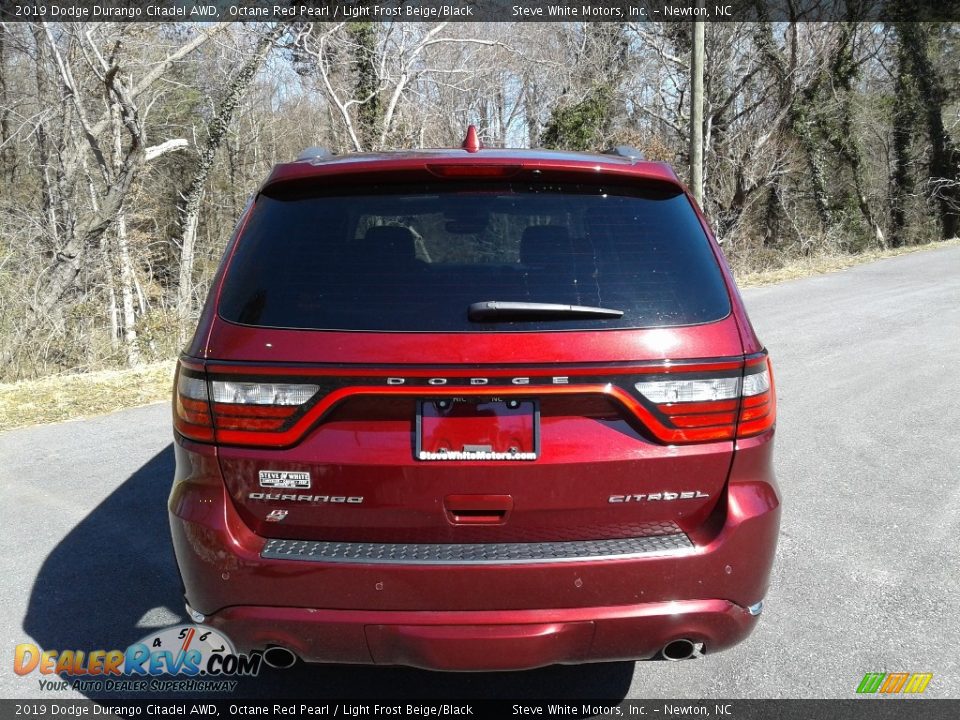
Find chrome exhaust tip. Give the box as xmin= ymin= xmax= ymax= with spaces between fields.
xmin=661 ymin=638 xmax=703 ymax=661
xmin=184 ymin=603 xmax=205 ymax=624
xmin=261 ymin=646 xmax=298 ymax=669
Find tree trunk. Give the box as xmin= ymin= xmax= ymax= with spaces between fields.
xmin=754 ymin=21 xmax=832 ymax=234
xmin=0 ymin=27 xmax=14 ymax=183
xmin=98 ymin=228 xmax=120 ymax=352
xmin=107 ymin=284 xmax=119 ymax=351
xmin=889 ymin=26 xmax=921 ymax=247
xmin=348 ymin=22 xmax=381 ymax=150
xmin=689 ymin=14 xmax=705 ymax=206
xmin=116 ymin=213 xmax=140 ymax=366
xmin=31 ymin=25 xmax=63 ymax=253
xmin=762 ymin=180 xmax=784 ymax=248
xmin=792 ymin=108 xmax=833 ymax=231
xmin=112 ymin=106 xmax=140 ymax=366
xmin=525 ymin=80 xmax=541 ymax=148
xmin=176 ymin=25 xmax=283 ymax=346
xmin=897 ymin=23 xmax=960 ymax=240
xmin=827 ymin=23 xmax=885 ymax=248
xmin=36 ymin=143 xmax=140 ymax=316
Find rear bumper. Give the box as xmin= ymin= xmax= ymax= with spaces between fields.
xmin=206 ymin=599 xmax=757 ymax=671
xmin=169 ymin=432 xmax=780 ymax=670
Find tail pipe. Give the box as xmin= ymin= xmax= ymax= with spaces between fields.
xmin=661 ymin=639 xmax=704 ymax=661
xmin=261 ymin=646 xmax=298 ymax=669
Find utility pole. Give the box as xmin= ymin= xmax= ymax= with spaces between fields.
xmin=690 ymin=10 xmax=705 ymax=206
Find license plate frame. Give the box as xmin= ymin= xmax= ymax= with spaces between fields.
xmin=415 ymin=398 xmax=540 ymax=461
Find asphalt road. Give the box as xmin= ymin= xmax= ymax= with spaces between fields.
xmin=2 ymin=246 xmax=959 ymax=701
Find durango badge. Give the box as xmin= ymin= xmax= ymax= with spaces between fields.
xmin=248 ymin=492 xmax=364 ymax=504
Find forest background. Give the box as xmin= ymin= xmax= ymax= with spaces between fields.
xmin=0 ymin=20 xmax=956 ymax=383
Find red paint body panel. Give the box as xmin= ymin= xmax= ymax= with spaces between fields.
xmin=260 ymin=149 xmax=682 ymax=192
xmin=169 ymin=430 xmax=779 ymax=669
xmin=170 ymin=146 xmax=780 ymax=670
xmin=201 ymin=315 xmax=744 ymax=365
xmin=216 ymin=413 xmax=733 ymax=542
xmin=171 ymin=436 xmax=778 ymax=615
xmin=210 ymin=600 xmax=756 ymax=670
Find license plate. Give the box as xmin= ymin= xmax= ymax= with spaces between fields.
xmin=416 ymin=398 xmax=539 ymax=461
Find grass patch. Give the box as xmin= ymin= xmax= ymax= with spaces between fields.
xmin=1 ymin=238 xmax=958 ymax=432
xmin=0 ymin=362 xmax=174 ymax=432
xmin=735 ymin=237 xmax=960 ymax=288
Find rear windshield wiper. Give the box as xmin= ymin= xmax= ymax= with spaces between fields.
xmin=468 ymin=301 xmax=624 ymax=322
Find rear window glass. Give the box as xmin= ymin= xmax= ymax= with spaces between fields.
xmin=218 ymin=182 xmax=731 ymax=332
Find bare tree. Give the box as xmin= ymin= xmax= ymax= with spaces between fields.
xmin=175 ymin=23 xmax=285 ymax=345
xmin=0 ymin=21 xmax=956 ymax=380
xmin=292 ymin=22 xmax=511 ymax=152
xmin=689 ymin=15 xmax=705 ymax=205
xmin=32 ymin=23 xmax=225 ymax=365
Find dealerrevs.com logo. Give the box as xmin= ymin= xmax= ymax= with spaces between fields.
xmin=14 ymin=625 xmax=267 ymax=693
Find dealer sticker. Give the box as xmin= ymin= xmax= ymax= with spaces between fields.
xmin=258 ymin=470 xmax=311 ymax=489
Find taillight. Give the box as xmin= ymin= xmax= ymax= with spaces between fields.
xmin=633 ymin=354 xmax=776 ymax=442
xmin=737 ymin=356 xmax=776 ymax=438
xmin=173 ymin=360 xmax=320 ymax=446
xmin=209 ymin=380 xmax=319 ymax=434
xmin=173 ymin=362 xmax=214 ymax=442
xmin=174 ymin=357 xmax=775 ymax=449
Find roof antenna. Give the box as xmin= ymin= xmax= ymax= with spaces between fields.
xmin=462 ymin=125 xmax=481 ymax=153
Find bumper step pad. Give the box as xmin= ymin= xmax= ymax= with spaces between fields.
xmin=261 ymin=533 xmax=693 ymax=565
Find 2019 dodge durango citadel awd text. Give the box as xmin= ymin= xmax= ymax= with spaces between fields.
xmin=169 ymin=129 xmax=780 ymax=671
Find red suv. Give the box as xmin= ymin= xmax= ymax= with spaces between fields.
xmin=169 ymin=129 xmax=780 ymax=671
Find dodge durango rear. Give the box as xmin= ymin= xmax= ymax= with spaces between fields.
xmin=168 ymin=131 xmax=780 ymax=671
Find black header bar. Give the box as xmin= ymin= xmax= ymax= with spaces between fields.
xmin=2 ymin=699 xmax=960 ymax=719
xmin=1 ymin=0 xmax=958 ymax=23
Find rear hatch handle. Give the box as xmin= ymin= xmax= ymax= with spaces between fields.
xmin=444 ymin=495 xmax=514 ymax=525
